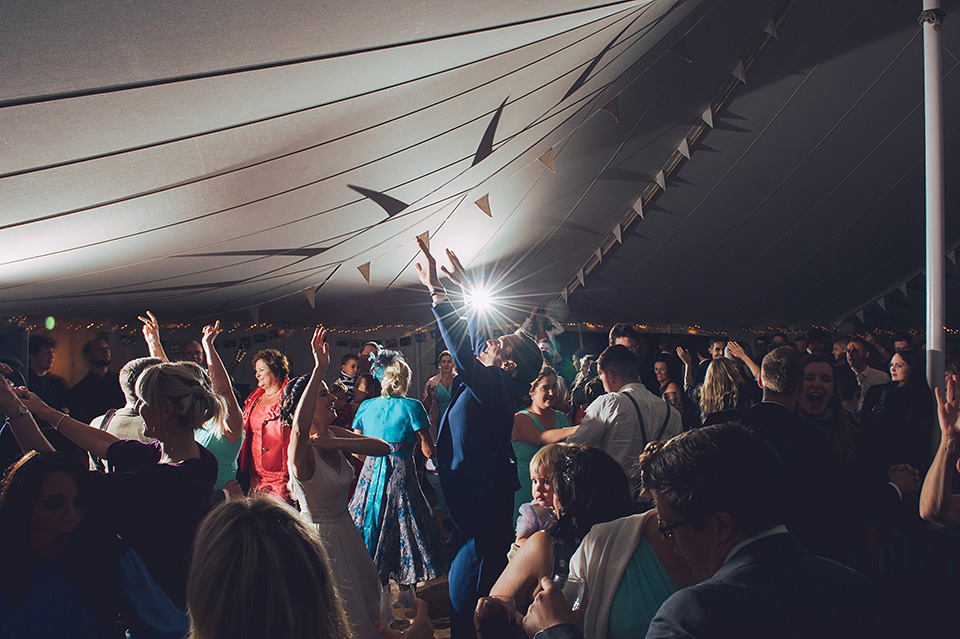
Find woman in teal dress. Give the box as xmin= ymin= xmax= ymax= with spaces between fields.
xmin=568 ymin=442 xmax=695 ymax=639
xmin=421 ymin=351 xmax=456 ymax=512
xmin=348 ymin=351 xmax=447 ymax=587
xmin=191 ymin=322 xmax=244 ymax=501
xmin=512 ymin=367 xmax=578 ymax=518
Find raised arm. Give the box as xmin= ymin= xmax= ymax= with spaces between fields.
xmin=138 ymin=311 xmax=170 ymax=363
xmin=0 ymin=365 xmax=54 ymax=453
xmin=726 ymin=341 xmax=760 ymax=379
xmin=201 ymin=321 xmax=243 ymax=443
xmin=865 ymin=332 xmax=892 ymax=362
xmin=14 ymin=381 xmax=118 ymax=458
xmin=677 ymin=346 xmax=696 ymax=387
xmin=545 ymin=314 xmax=564 ymax=338
xmin=289 ymin=327 xmax=330 ymax=482
xmin=416 ymin=238 xmax=501 ymax=399
xmin=920 ymin=375 xmax=960 ymax=526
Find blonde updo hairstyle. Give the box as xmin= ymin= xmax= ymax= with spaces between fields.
xmin=135 ymin=362 xmax=227 ymax=431
xmin=187 ymin=498 xmax=351 ymax=639
xmin=381 ymin=358 xmax=412 ymax=399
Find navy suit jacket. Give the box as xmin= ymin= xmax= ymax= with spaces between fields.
xmin=536 ymin=533 xmax=877 ymax=639
xmin=646 ymin=532 xmax=877 ymax=639
xmin=432 ymin=299 xmax=524 ymax=533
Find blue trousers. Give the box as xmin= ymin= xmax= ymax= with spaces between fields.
xmin=447 ymin=498 xmax=514 ymax=639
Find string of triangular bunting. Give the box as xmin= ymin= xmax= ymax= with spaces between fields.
xmin=258 ymin=7 xmax=790 ymax=319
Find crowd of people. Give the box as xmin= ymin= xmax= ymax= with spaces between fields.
xmin=0 ymin=239 xmax=958 ymax=638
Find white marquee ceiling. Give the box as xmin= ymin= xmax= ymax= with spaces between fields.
xmin=2 ymin=0 xmax=959 ymax=332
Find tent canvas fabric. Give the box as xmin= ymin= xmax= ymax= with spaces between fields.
xmin=2 ymin=0 xmax=959 ymax=332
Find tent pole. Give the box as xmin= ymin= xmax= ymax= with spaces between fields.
xmin=922 ymin=0 xmax=945 ymax=394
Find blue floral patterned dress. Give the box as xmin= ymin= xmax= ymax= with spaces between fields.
xmin=348 ymin=396 xmax=448 ymax=585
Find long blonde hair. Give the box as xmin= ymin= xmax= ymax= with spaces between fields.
xmin=187 ymin=498 xmax=352 ymax=639
xmin=699 ymin=358 xmax=744 ymax=420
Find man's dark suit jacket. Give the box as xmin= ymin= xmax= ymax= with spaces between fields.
xmin=646 ymin=532 xmax=877 ymax=638
xmin=537 ymin=533 xmax=877 ymax=639
xmin=432 ymin=299 xmax=524 ymax=534
xmin=703 ymin=401 xmax=841 ymax=558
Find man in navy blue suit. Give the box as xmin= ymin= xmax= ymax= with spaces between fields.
xmin=416 ymin=238 xmax=543 ymax=639
xmin=523 ymin=423 xmax=878 ymax=639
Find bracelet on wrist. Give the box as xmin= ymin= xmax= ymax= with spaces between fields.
xmin=54 ymin=412 xmax=68 ymax=430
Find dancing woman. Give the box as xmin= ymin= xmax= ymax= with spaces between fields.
xmin=287 ymin=327 xmax=390 ymax=639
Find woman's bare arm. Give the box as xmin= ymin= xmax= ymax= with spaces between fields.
xmin=0 ymin=366 xmax=55 ymax=453
xmin=312 ymin=425 xmax=390 ymax=456
xmin=512 ymin=413 xmax=577 ymax=446
xmin=138 ymin=311 xmax=170 ymax=363
xmin=16 ymin=384 xmax=116 ymax=457
xmin=288 ymin=327 xmax=329 ymax=482
xmin=490 ymin=530 xmax=555 ymax=613
xmin=201 ymin=321 xmax=244 ymax=443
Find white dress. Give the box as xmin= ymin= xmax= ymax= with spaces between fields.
xmin=290 ymin=449 xmax=381 ymax=639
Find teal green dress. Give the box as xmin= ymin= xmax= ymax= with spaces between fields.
xmin=512 ymin=409 xmax=571 ymax=518
xmin=194 ymin=423 xmax=244 ymax=491
xmin=435 ymin=381 xmax=453 ymax=418
xmin=607 ymin=538 xmax=677 ymax=639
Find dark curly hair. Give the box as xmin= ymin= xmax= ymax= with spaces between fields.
xmin=550 ymin=447 xmax=635 ymax=544
xmin=279 ymin=374 xmax=311 ymax=429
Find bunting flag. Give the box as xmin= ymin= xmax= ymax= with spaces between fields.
xmin=474 ymin=194 xmax=492 ymax=217
xmin=576 ymin=268 xmax=585 ymax=287
xmin=560 ymin=287 xmax=569 ymax=303
xmin=303 ymin=286 xmax=316 ymax=309
xmin=417 ymin=231 xmax=430 ymax=252
xmin=632 ymin=196 xmax=644 ymax=218
xmin=601 ymin=96 xmax=620 ymax=122
xmin=248 ymin=305 xmax=260 ymax=324
xmin=764 ymin=17 xmax=778 ymax=39
xmin=702 ymin=107 xmax=714 ymax=128
xmin=613 ymin=223 xmax=623 ymax=244
xmin=655 ymin=170 xmax=666 ymax=190
xmin=899 ymin=284 xmax=908 ymax=298
xmin=732 ymin=60 xmax=746 ymax=83
xmin=595 ymin=248 xmax=603 ymax=264
xmin=539 ymin=148 xmax=557 ymax=173
xmin=877 ymin=297 xmax=886 ymax=311
xmin=856 ymin=310 xmax=864 ymax=323
xmin=948 ymin=250 xmax=956 ymax=265
xmin=358 ymin=262 xmax=371 ymax=283
xmin=670 ymin=38 xmax=691 ymax=62
xmin=678 ymin=138 xmax=691 ymax=159
xmin=347 ymin=185 xmax=409 ymax=217
xmin=473 ymin=97 xmax=508 ymax=166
